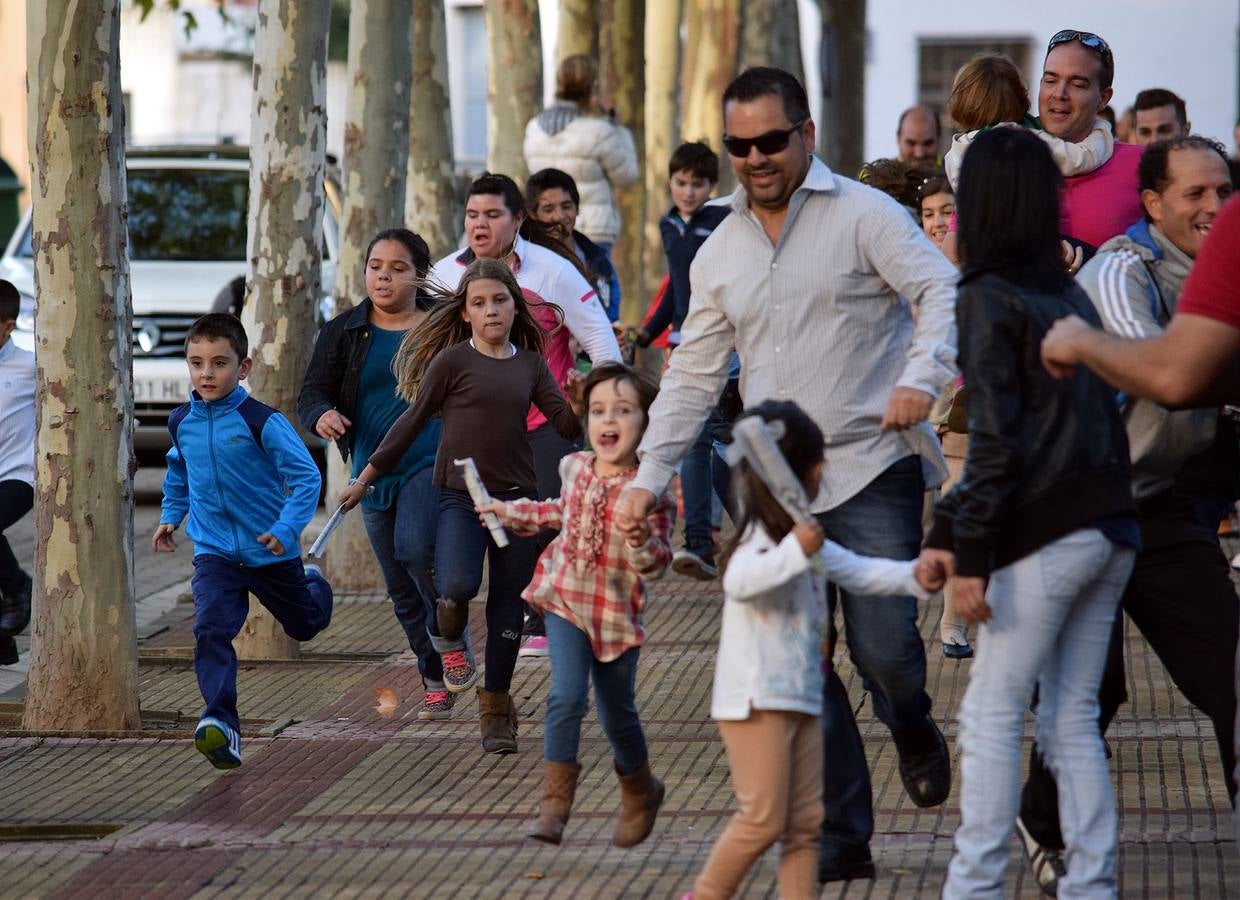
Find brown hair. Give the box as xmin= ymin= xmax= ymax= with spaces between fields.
xmin=858 ymin=158 xmax=922 ymax=209
xmin=555 ymin=54 xmax=595 ymax=105
xmin=392 ymin=258 xmax=560 ymax=402
xmin=948 ymin=54 xmax=1029 ymax=131
xmin=582 ymin=362 xmax=659 ymax=428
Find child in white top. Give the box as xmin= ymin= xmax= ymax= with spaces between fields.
xmin=943 ymin=54 xmax=1113 ymax=191
xmin=687 ymin=400 xmax=942 ymax=900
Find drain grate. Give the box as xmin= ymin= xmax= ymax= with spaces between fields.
xmin=0 ymin=822 xmax=126 ymax=842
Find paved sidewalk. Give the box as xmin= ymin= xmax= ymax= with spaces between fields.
xmin=0 ymin=518 xmax=1235 ymax=896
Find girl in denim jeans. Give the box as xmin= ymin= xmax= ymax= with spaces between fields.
xmin=479 ymin=362 xmax=676 ymax=847
xmin=920 ymin=128 xmax=1137 ymax=898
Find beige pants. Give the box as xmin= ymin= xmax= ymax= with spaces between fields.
xmin=693 ymin=710 xmax=824 ymax=900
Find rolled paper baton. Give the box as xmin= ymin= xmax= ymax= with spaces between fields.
xmin=454 ymin=457 xmax=509 ymax=547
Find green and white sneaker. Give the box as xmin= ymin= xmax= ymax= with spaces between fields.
xmin=194 ymin=716 xmax=242 ymax=769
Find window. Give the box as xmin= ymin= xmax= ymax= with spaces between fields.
xmin=918 ymin=38 xmax=1033 ymax=141
xmin=457 ymin=6 xmax=489 ymax=166
xmin=127 ymin=168 xmax=250 ymax=261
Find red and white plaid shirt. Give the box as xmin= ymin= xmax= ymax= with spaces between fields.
xmin=502 ymin=451 xmax=676 ymax=662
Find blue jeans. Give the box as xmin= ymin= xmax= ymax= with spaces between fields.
xmin=815 ymin=455 xmax=934 ymax=851
xmin=360 ymin=467 xmax=443 ymax=690
xmin=945 ymin=529 xmax=1133 ymax=899
xmin=543 ymin=613 xmax=647 ymax=773
xmin=192 ymin=554 xmax=333 ymax=731
xmin=434 ymin=487 xmax=538 ymax=693
xmin=682 ymin=409 xmax=735 ymax=550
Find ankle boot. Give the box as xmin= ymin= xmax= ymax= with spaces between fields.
xmin=528 ymin=760 xmax=581 ymax=844
xmin=436 ymin=597 xmax=469 ymax=642
xmin=477 ymin=687 xmax=518 ymax=754
xmin=612 ymin=762 xmax=665 ymax=847
xmin=0 ymin=573 xmax=32 ymax=636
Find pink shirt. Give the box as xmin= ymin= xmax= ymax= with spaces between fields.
xmin=1061 ymin=142 xmax=1143 ymax=249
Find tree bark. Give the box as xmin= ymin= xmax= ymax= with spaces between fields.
xmin=22 ymin=0 xmax=141 ymax=731
xmin=681 ymin=0 xmax=741 ymax=192
xmin=237 ymin=0 xmax=332 ymax=659
xmin=598 ymin=0 xmax=644 ymax=324
xmin=407 ymin=0 xmax=460 ymax=259
xmin=740 ymin=0 xmax=804 ymax=84
xmin=484 ymin=0 xmax=543 ymax=183
xmin=817 ymin=0 xmax=865 ymax=177
xmin=323 ymin=0 xmax=413 ymax=593
xmin=641 ymin=0 xmax=680 ymax=304
xmin=557 ymin=0 xmax=598 ymax=66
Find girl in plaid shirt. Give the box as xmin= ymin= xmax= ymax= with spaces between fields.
xmin=478 ymin=362 xmax=676 ymax=848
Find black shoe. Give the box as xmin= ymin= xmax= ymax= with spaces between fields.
xmin=435 ymin=597 xmax=469 ymax=642
xmin=0 ymin=574 xmax=31 ymax=636
xmin=897 ymin=716 xmax=952 ymax=808
xmin=0 ymin=634 xmax=17 ymax=665
xmin=942 ymin=639 xmax=974 ymax=659
xmin=818 ymin=842 xmax=876 ymax=883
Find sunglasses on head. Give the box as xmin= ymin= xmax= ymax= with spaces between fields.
xmin=721 ymin=120 xmax=807 ymax=158
xmin=1047 ymin=29 xmax=1113 ymax=66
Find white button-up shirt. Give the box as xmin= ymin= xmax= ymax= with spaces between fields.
xmin=0 ymin=340 xmax=35 ymax=488
xmin=633 ymin=155 xmax=959 ymax=511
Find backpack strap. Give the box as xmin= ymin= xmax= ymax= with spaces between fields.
xmin=235 ymin=396 xmax=277 ymax=455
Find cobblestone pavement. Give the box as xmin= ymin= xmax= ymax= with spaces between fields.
xmin=0 ymin=488 xmax=1236 ymax=897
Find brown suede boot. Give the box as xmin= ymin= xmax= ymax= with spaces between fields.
xmin=612 ymin=762 xmax=665 ymax=847
xmin=527 ymin=760 xmax=581 ymax=844
xmin=436 ymin=597 xmax=469 ymax=642
xmin=477 ymin=688 xmax=518 ymax=754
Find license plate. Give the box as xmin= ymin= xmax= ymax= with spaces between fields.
xmin=133 ymin=377 xmax=189 ymax=403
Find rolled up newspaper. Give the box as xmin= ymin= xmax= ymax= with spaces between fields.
xmin=722 ymin=416 xmax=815 ymax=525
xmin=454 ymin=457 xmax=509 ymax=547
xmin=308 ymin=503 xmax=348 ymax=559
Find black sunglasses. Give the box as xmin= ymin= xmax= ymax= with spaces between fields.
xmin=1047 ymin=29 xmax=1113 ymax=66
xmin=722 ymin=120 xmax=807 ymax=158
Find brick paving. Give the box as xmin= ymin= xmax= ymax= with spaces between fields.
xmin=0 ymin=489 xmax=1236 ymax=896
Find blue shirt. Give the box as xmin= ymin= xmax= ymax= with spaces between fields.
xmin=351 ymin=326 xmax=440 ymax=510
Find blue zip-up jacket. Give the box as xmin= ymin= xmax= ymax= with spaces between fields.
xmin=160 ymin=385 xmax=321 ymax=567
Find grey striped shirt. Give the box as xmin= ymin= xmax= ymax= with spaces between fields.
xmin=632 ymin=156 xmax=959 ymax=512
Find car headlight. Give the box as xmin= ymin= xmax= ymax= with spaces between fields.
xmin=15 ymin=293 xmax=34 ymax=333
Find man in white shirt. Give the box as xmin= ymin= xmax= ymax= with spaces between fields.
xmin=0 ymin=280 xmax=35 ymax=664
xmin=615 ymin=67 xmax=959 ymax=882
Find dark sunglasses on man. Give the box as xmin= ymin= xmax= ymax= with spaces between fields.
xmin=1046 ymin=29 xmax=1113 ymax=67
xmin=722 ymin=119 xmax=807 ymax=158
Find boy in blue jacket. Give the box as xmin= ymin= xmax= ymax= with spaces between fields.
xmin=153 ymin=314 xmax=332 ymax=769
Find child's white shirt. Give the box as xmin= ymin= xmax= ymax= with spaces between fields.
xmin=944 ymin=119 xmax=1115 ymax=191
xmin=711 ymin=525 xmax=929 ymax=720
xmin=0 ymin=341 xmax=35 ymax=488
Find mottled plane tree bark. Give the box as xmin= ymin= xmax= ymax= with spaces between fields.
xmin=817 ymin=0 xmax=865 ymax=177
xmin=484 ymin=0 xmax=543 ymax=182
xmin=640 ymin=0 xmax=680 ymax=302
xmin=236 ymin=0 xmax=332 ymax=659
xmin=557 ymin=0 xmax=598 ymax=65
xmin=22 ymin=0 xmax=141 ymax=731
xmin=407 ymin=0 xmax=460 ymax=259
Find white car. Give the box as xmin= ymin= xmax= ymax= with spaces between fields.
xmin=0 ymin=145 xmax=341 ymax=461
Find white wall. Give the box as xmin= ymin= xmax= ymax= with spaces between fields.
xmin=864 ymin=0 xmax=1239 ymax=162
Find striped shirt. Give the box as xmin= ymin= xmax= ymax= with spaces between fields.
xmin=631 ymin=155 xmax=959 ymax=511
xmin=504 ymin=452 xmax=676 ymax=661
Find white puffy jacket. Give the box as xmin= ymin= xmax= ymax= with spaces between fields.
xmin=524 ymin=102 xmax=639 ymax=245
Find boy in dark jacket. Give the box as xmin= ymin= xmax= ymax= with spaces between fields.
xmin=153 ymin=314 xmax=332 ymax=769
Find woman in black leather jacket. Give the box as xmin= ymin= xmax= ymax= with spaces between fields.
xmin=920 ymin=128 xmax=1137 ymax=898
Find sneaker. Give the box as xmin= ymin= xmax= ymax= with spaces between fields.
xmin=672 ymin=545 xmax=719 ymax=580
xmin=518 ymin=635 xmax=549 ymax=657
xmin=1015 ymin=816 xmax=1065 ymax=897
xmin=194 ymin=716 xmax=242 ymax=769
xmin=441 ymin=648 xmax=477 ymax=693
xmin=418 ymin=690 xmax=455 ymax=721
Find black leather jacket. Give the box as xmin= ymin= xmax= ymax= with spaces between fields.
xmin=297 ymin=299 xmax=374 ymax=463
xmin=925 ymin=273 xmax=1134 ymax=577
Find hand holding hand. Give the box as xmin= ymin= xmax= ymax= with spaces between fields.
xmin=257 ymin=532 xmax=285 ymax=555
xmin=914 ymin=548 xmax=955 ymax=592
xmin=881 ymin=387 xmax=934 ymax=431
xmin=793 ymin=521 xmax=824 ymax=556
xmin=615 ymin=486 xmax=656 ymax=543
xmin=314 ymin=409 xmax=352 ymax=442
xmin=625 ymin=516 xmax=651 ymax=548
xmin=152 ymin=523 xmax=177 ymax=553
xmin=952 ymin=576 xmax=991 ymax=624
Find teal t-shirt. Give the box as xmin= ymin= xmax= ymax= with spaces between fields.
xmin=351 ymin=325 xmax=440 ymax=510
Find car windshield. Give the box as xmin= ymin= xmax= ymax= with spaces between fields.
xmin=17 ymin=167 xmax=250 ymax=262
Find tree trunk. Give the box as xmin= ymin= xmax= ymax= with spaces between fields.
xmin=740 ymin=0 xmax=804 ymax=84
xmin=237 ymin=0 xmax=332 ymax=659
xmin=322 ymin=0 xmax=412 ymax=593
xmin=641 ymin=0 xmax=680 ymax=305
xmin=484 ymin=0 xmax=543 ymax=183
xmin=22 ymin=0 xmax=141 ymax=732
xmin=598 ymin=0 xmax=644 ymax=324
xmin=817 ymin=0 xmax=865 ymax=177
xmin=681 ymin=0 xmax=741 ymax=192
xmin=557 ymin=0 xmax=598 ymax=65
xmin=407 ymin=0 xmax=459 ymax=259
